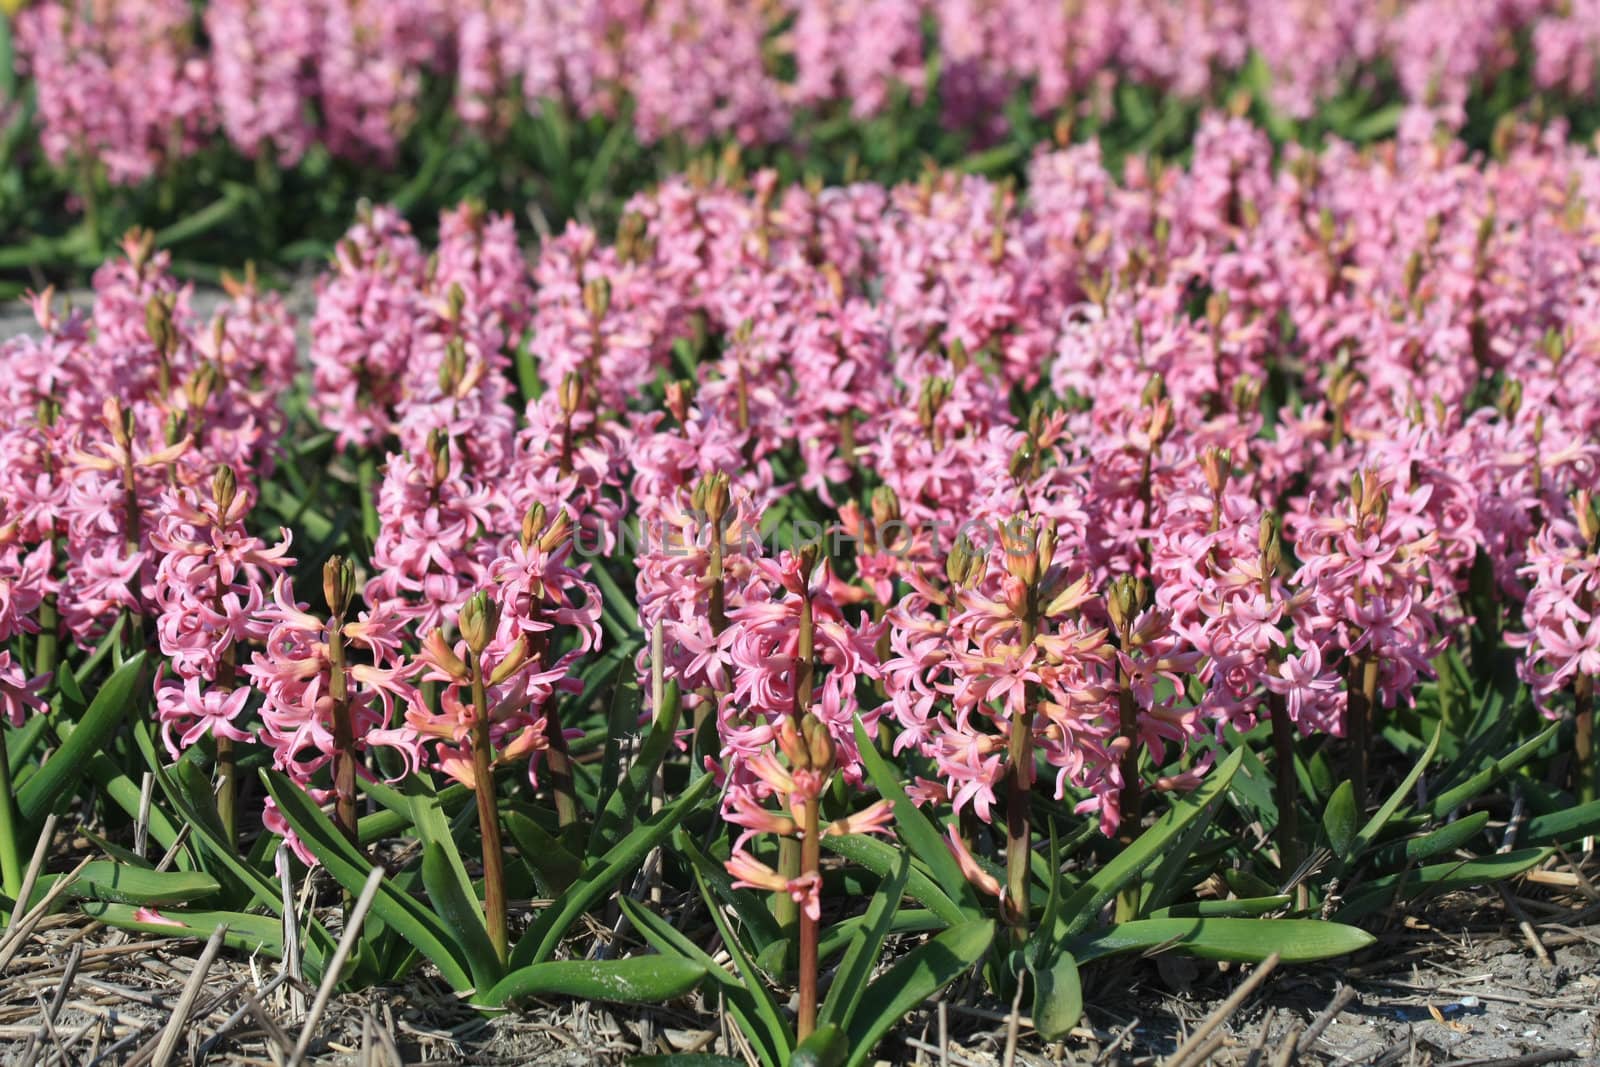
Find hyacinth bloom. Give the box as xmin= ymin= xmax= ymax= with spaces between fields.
xmin=19 ymin=0 xmax=1600 ymax=186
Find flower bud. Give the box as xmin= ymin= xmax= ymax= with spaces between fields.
xmin=125 ymin=227 xmax=155 ymax=272
xmin=212 ymin=465 xmax=238 ymax=513
xmin=323 ymin=556 xmax=355 ymax=616
xmin=1541 ymin=328 xmax=1565 ymax=368
xmin=439 ymin=337 xmax=468 ymax=396
xmin=559 ymin=372 xmax=583 ymax=416
xmin=802 ymin=716 xmax=835 ymax=774
xmin=582 ymin=276 xmax=611 ymax=321
xmin=1498 ymin=379 xmax=1523 ymax=421
xmin=489 ymin=636 xmax=530 ymax=684
xmin=520 ymin=503 xmax=547 ymax=549
xmin=1141 ymin=372 xmax=1166 ymax=408
xmin=1205 ymin=291 xmax=1230 ymax=331
xmin=1001 ymin=515 xmax=1042 ymax=588
xmin=1200 ymin=447 xmax=1232 ymax=497
xmin=427 ymin=429 xmax=451 ymax=484
xmin=946 ymin=533 xmax=982 ymax=589
xmin=869 ymin=486 xmax=900 ymax=533
xmin=1403 ymin=250 xmax=1425 ymax=301
xmin=35 ymin=396 xmax=60 ymax=428
xmin=1577 ymin=491 xmax=1600 ymax=549
xmin=145 ymin=297 xmax=176 ymax=356
xmin=665 ymin=379 xmax=694 ymax=425
xmin=796 ymin=538 xmax=824 ymax=580
xmin=617 ymin=212 xmax=647 ymax=263
xmin=1259 ymin=512 xmax=1282 ymax=579
xmin=695 ymin=471 xmax=731 ymax=528
xmin=538 ymin=509 xmax=574 ymax=554
xmin=446 ymin=282 xmax=466 ymax=324
xmin=165 ymin=411 xmax=185 ymax=447
xmin=1232 ymin=375 xmax=1261 ymax=412
xmin=1106 ymin=575 xmax=1139 ymax=637
xmin=460 ymin=591 xmax=500 ymax=655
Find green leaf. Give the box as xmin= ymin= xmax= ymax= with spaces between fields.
xmin=63 ymin=863 xmax=219 ymax=906
xmin=1367 ymin=811 xmax=1491 ymax=870
xmin=1349 ymin=723 xmax=1441 ymax=863
xmin=505 ymin=811 xmax=583 ymax=896
xmin=620 ymin=897 xmax=790 ymax=1067
xmin=18 ymin=653 xmax=146 ymax=823
xmin=81 ymin=903 xmax=298 ymax=962
xmin=1336 ymin=848 xmax=1552 ymax=921
xmin=1031 ymin=948 xmax=1082 ymax=1041
xmin=1322 ymin=781 xmax=1358 ymax=862
xmin=818 ymin=853 xmax=910 ymax=1030
xmin=1429 ymin=723 xmax=1558 ymax=818
xmin=1148 ymin=896 xmax=1291 ymax=919
xmin=1522 ymin=799 xmax=1600 ymax=846
xmin=588 ymin=681 xmax=679 ymax=856
xmin=1059 ymin=749 xmax=1244 ymax=938
xmin=853 ymin=718 xmax=980 ymax=917
xmin=263 ymin=770 xmax=473 ymax=992
xmin=1071 ymin=918 xmax=1375 ymax=964
xmin=479 ymin=957 xmax=705 ymax=1009
xmin=791 ymin=1025 xmax=849 ymax=1067
xmin=628 ymin=1057 xmax=743 ymax=1067
xmin=842 ymin=920 xmax=995 ymax=1067
xmin=820 ymin=834 xmax=966 ymax=927
xmin=510 ymin=772 xmax=716 ymax=968
xmin=421 ymin=843 xmax=503 ymax=989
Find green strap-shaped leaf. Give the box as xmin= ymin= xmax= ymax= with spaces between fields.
xmin=1428 ymin=723 xmax=1557 ymax=819
xmin=1058 ymin=749 xmax=1244 ymax=938
xmin=420 ymin=844 xmax=503 ymax=989
xmin=262 ymin=770 xmax=474 ymax=992
xmin=1348 ymin=723 xmax=1441 ymax=864
xmin=852 ymin=717 xmax=980 ymax=917
xmin=81 ymin=902 xmax=329 ymax=979
xmin=479 ymin=956 xmax=705 ymax=1009
xmin=1336 ymin=848 xmax=1552 ymax=921
xmin=18 ymin=653 xmax=146 ymax=823
xmin=1071 ymin=917 xmax=1375 ymax=964
xmin=1030 ymin=949 xmax=1082 ymax=1041
xmin=620 ymin=897 xmax=790 ymax=1067
xmin=587 ymin=681 xmax=680 ymax=856
xmin=791 ymin=1024 xmax=849 ymax=1067
xmin=1321 ymin=780 xmax=1358 ymax=862
xmin=510 ymin=772 xmax=716 ymax=968
xmin=1366 ymin=811 xmax=1490 ymax=869
xmin=818 ymin=852 xmax=911 ymax=1030
xmin=842 ymin=920 xmax=995 ymax=1067
xmin=504 ymin=811 xmax=584 ymax=896
xmin=61 ymin=862 xmax=220 ymax=906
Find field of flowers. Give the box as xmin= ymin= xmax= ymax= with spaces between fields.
xmin=3 ymin=2 xmax=1600 ymax=1066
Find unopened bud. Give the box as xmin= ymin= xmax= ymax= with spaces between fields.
xmin=460 ymin=591 xmax=500 ymax=655
xmin=489 ymin=635 xmax=530 ymax=684
xmin=796 ymin=538 xmax=824 ymax=580
xmin=212 ymin=465 xmax=238 ymax=513
xmin=869 ymin=486 xmax=901 ymax=533
xmin=145 ymin=297 xmax=176 ymax=356
xmin=1001 ymin=515 xmax=1042 ymax=588
xmin=323 ymin=555 xmax=355 ymax=616
xmin=1259 ymin=512 xmax=1282 ymax=579
xmin=520 ymin=503 xmax=548 ymax=548
xmin=1141 ymin=373 xmax=1166 ymax=408
xmin=696 ymin=471 xmax=731 ymax=527
xmin=582 ymin=276 xmax=611 ymax=321
xmin=538 ymin=509 xmax=574 ymax=554
xmin=165 ymin=411 xmax=185 ymax=447
xmin=1403 ymin=250 xmax=1425 ymax=300
xmin=665 ymin=379 xmax=694 ymax=425
xmin=1106 ymin=575 xmax=1139 ymax=637
xmin=1498 ymin=379 xmax=1523 ymax=421
xmin=1205 ymin=291 xmax=1230 ymax=331
xmin=439 ymin=337 xmax=468 ymax=396
xmin=1577 ymin=491 xmax=1600 ymax=548
xmin=946 ymin=533 xmax=982 ymax=589
xmin=559 ymin=373 xmax=583 ymax=416
xmin=186 ymin=362 xmax=219 ymax=409
xmin=427 ymin=429 xmax=451 ymax=484
xmin=1200 ymin=447 xmax=1232 ymax=497
xmin=802 ymin=716 xmax=835 ymax=774
xmin=446 ymin=282 xmax=466 ymax=324
xmin=949 ymin=337 xmax=969 ymax=372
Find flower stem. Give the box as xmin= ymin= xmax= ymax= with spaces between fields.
xmin=1268 ymin=690 xmax=1305 ymax=905
xmin=797 ymin=793 xmax=822 ymax=1040
xmin=214 ymin=649 xmax=238 ymax=849
xmin=1344 ymin=650 xmax=1378 ymax=812
xmin=1006 ymin=614 xmax=1037 ymax=940
xmin=1576 ymin=673 xmax=1595 ymax=806
xmin=1113 ymin=675 xmax=1141 ymax=923
xmin=470 ymin=652 xmax=510 ymax=965
xmin=327 ymin=619 xmax=359 ymax=846
xmin=33 ymin=596 xmax=58 ymax=680
xmin=0 ymin=728 xmax=23 ymax=899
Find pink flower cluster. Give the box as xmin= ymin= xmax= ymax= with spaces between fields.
xmin=8 ymin=110 xmax=1600 ymax=857
xmin=18 ymin=0 xmax=1600 ymax=186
